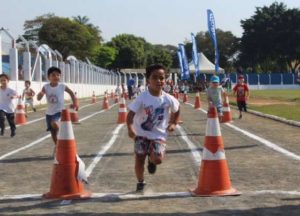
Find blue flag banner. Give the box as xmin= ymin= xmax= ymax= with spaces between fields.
xmin=177 ymin=50 xmax=184 ymax=79
xmin=191 ymin=33 xmax=200 ymax=78
xmin=207 ymin=9 xmax=219 ymax=73
xmin=178 ymin=43 xmax=190 ymax=80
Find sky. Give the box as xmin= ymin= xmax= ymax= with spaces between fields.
xmin=0 ymin=0 xmax=299 ymax=46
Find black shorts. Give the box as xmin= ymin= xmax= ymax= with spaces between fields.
xmin=237 ymin=101 xmax=247 ymax=112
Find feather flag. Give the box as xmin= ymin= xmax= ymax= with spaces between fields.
xmin=207 ymin=9 xmax=219 ymax=73
xmin=191 ymin=33 xmax=200 ymax=77
xmin=177 ymin=50 xmax=184 ymax=80
xmin=178 ymin=43 xmax=190 ymax=80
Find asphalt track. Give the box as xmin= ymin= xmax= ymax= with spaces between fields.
xmin=0 ymin=94 xmax=299 ymax=215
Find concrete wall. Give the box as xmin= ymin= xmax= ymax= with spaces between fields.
xmin=9 ymin=80 xmax=116 ymax=106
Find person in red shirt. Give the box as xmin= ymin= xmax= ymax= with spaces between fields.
xmin=233 ymin=75 xmax=250 ymax=119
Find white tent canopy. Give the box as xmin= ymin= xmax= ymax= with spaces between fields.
xmin=188 ymin=52 xmax=224 ymax=74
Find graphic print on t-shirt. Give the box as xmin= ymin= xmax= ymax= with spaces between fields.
xmin=141 ymin=104 xmax=165 ymax=131
xmin=48 ymin=94 xmax=58 ymax=104
xmin=237 ymin=87 xmax=245 ymax=98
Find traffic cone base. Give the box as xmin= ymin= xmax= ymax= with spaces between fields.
xmin=15 ymin=98 xmax=27 ymax=125
xmin=191 ymin=106 xmax=240 ymax=197
xmin=102 ymin=95 xmax=110 ymax=109
xmin=43 ymin=164 xmax=91 ymax=200
xmin=44 ymin=109 xmax=90 ymax=200
xmin=117 ymin=97 xmax=127 ymax=124
xmin=221 ymin=97 xmax=233 ymax=123
xmin=194 ymin=92 xmax=201 ymax=109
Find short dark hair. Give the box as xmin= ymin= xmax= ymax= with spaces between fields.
xmin=145 ymin=64 xmax=167 ymax=79
xmin=47 ymin=66 xmax=61 ymax=77
xmin=0 ymin=74 xmax=10 ymax=80
xmin=25 ymin=80 xmax=31 ymax=85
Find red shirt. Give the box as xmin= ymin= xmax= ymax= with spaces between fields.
xmin=233 ymin=83 xmax=249 ymax=102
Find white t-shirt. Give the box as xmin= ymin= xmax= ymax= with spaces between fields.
xmin=0 ymin=87 xmax=17 ymax=113
xmin=128 ymin=90 xmax=180 ymax=141
xmin=44 ymin=83 xmax=66 ymax=115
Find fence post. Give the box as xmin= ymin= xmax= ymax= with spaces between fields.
xmin=23 ymin=51 xmax=31 ymax=81
xmin=9 ymin=46 xmax=18 ymax=81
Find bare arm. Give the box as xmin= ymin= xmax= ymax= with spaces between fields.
xmin=65 ymin=86 xmax=78 ymax=110
xmin=167 ymin=108 xmax=180 ymax=132
xmin=126 ymin=110 xmax=136 ymax=139
xmin=37 ymin=87 xmax=45 ymax=101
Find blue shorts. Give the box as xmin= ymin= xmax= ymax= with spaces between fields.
xmin=46 ymin=112 xmax=61 ymax=132
xmin=134 ymin=136 xmax=166 ymax=156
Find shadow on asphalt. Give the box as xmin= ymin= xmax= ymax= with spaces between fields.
xmin=0 ymin=204 xmax=299 ymax=216
xmin=0 ymin=144 xmax=258 ymax=164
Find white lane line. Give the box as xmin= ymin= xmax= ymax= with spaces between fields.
xmin=1 ymin=190 xmax=300 ymax=201
xmin=185 ymin=102 xmax=300 ymax=161
xmin=4 ymin=98 xmax=105 ymax=130
xmin=225 ymin=123 xmax=300 ymax=161
xmin=0 ymin=135 xmax=51 ymax=160
xmin=176 ymin=125 xmax=202 ymax=165
xmin=86 ymin=124 xmax=124 ymax=177
xmin=0 ymin=103 xmax=118 ymax=161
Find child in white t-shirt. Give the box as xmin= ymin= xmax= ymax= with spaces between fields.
xmin=127 ymin=64 xmax=180 ymax=192
xmin=22 ymin=80 xmax=36 ymax=116
xmin=0 ymin=74 xmax=18 ymax=137
xmin=37 ymin=67 xmax=78 ymax=149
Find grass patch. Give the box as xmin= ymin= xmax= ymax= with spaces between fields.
xmin=250 ymin=89 xmax=300 ymax=102
xmin=249 ymin=104 xmax=300 ymax=122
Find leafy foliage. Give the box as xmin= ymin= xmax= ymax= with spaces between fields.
xmin=238 ymin=2 xmax=300 ymax=72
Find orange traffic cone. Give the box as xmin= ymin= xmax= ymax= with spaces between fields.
xmin=69 ymin=104 xmax=80 ymax=124
xmin=183 ymin=93 xmax=188 ymax=103
xmin=15 ymin=96 xmax=27 ymax=125
xmin=117 ymin=95 xmax=127 ymax=124
xmin=102 ymin=94 xmax=109 ymax=110
xmin=194 ymin=92 xmax=201 ymax=110
xmin=91 ymin=92 xmax=96 ymax=104
xmin=43 ymin=109 xmax=90 ymax=199
xmin=221 ymin=96 xmax=232 ymax=123
xmin=190 ymin=107 xmax=239 ymax=196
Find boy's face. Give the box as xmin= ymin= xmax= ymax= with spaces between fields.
xmin=0 ymin=77 xmax=8 ymax=88
xmin=48 ymin=71 xmax=61 ymax=84
xmin=238 ymin=78 xmax=244 ymax=84
xmin=147 ymin=69 xmax=165 ymax=93
xmin=211 ymin=82 xmax=219 ymax=88
xmin=25 ymin=82 xmax=30 ymax=88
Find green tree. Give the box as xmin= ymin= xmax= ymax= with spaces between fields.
xmin=145 ymin=44 xmax=173 ymax=69
xmin=109 ymin=34 xmax=146 ymax=68
xmin=23 ymin=13 xmax=56 ymax=42
xmin=238 ymin=2 xmax=300 ymax=72
xmin=38 ymin=17 xmax=98 ymax=59
xmin=185 ymin=30 xmax=239 ymax=72
xmin=94 ymin=45 xmax=117 ymax=68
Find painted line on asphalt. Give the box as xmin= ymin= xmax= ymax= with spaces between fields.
xmin=1 ymin=190 xmax=300 ymax=201
xmin=0 ymin=103 xmax=118 ymax=161
xmin=185 ymin=102 xmax=300 ymax=161
xmin=176 ymin=125 xmax=202 ymax=165
xmin=4 ymin=97 xmax=105 ymax=130
xmin=86 ymin=124 xmax=124 ymax=177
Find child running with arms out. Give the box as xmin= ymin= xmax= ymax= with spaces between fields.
xmin=0 ymin=74 xmax=18 ymax=137
xmin=207 ymin=75 xmax=227 ymax=121
xmin=127 ymin=64 xmax=180 ymax=192
xmin=22 ymin=80 xmax=36 ymax=116
xmin=37 ymin=67 xmax=78 ymax=154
